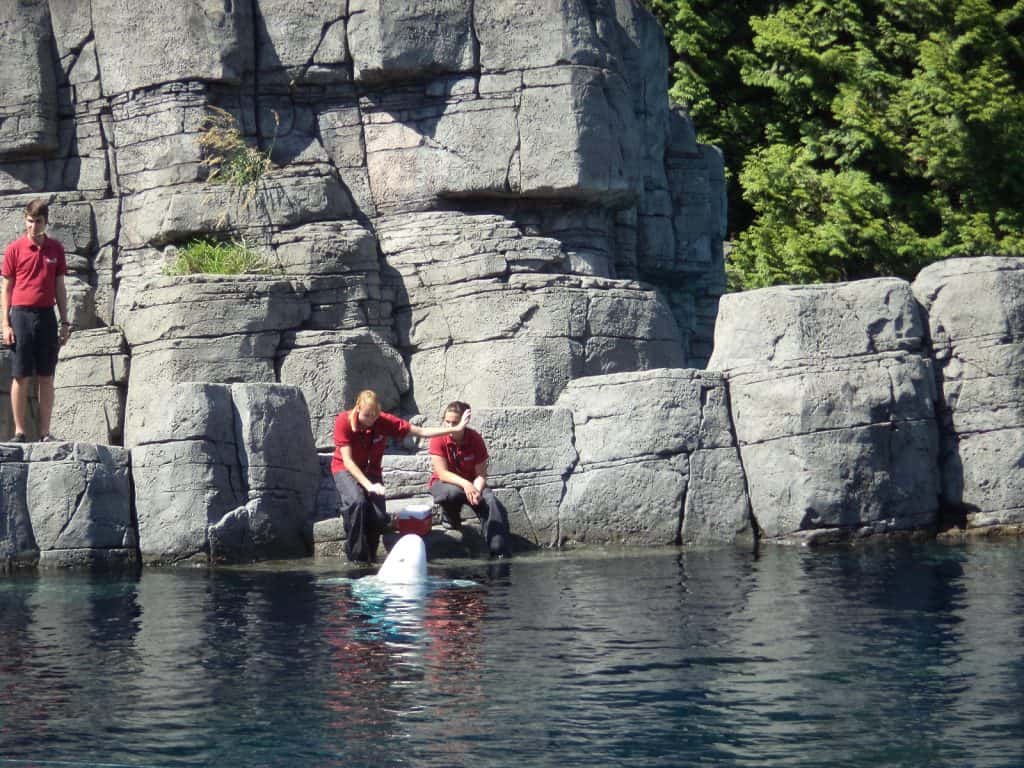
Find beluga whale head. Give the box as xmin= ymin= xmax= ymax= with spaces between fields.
xmin=376 ymin=534 xmax=428 ymax=585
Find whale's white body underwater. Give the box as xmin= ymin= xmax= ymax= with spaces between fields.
xmin=349 ymin=535 xmax=429 ymax=638
xmin=376 ymin=534 xmax=428 ymax=585
xmin=322 ymin=535 xmax=476 ymax=643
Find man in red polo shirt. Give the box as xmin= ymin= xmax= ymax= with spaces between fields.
xmin=1 ymin=199 xmax=71 ymax=443
xmin=428 ymin=401 xmax=510 ymax=557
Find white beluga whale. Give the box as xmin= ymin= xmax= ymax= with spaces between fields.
xmin=377 ymin=534 xmax=428 ymax=585
xmin=319 ymin=535 xmax=479 ymax=646
xmin=344 ymin=535 xmax=430 ymax=645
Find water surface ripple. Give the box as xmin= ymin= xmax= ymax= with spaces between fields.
xmin=2 ymin=542 xmax=1023 ymax=767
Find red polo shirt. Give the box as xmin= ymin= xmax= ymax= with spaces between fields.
xmin=429 ymin=428 xmax=489 ymax=486
xmin=332 ymin=410 xmax=411 ymax=477
xmin=2 ymin=235 xmax=67 ymax=308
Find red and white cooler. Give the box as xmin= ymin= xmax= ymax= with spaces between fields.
xmin=396 ymin=503 xmax=433 ymax=537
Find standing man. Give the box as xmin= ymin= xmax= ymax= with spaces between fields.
xmin=428 ymin=401 xmax=510 ymax=557
xmin=1 ymin=199 xmax=71 ymax=442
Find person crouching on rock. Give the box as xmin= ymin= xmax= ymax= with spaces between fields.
xmin=428 ymin=401 xmax=510 ymax=558
xmin=332 ymin=389 xmax=472 ymax=563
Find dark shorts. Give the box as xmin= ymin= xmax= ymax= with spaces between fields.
xmin=10 ymin=306 xmax=59 ymax=378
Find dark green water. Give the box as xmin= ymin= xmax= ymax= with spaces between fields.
xmin=1 ymin=541 xmax=1023 ymax=767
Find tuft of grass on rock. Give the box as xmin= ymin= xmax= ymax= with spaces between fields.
xmin=164 ymin=237 xmax=271 ymax=276
xmin=198 ymin=106 xmax=276 ymax=202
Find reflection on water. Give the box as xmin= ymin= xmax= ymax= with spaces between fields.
xmin=1 ymin=543 xmax=1023 ymax=767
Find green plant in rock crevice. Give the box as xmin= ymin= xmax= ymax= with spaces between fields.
xmin=198 ymin=106 xmax=278 ymax=205
xmin=163 ymin=237 xmax=273 ymax=276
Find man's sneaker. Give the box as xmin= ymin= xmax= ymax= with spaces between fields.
xmin=10 ymin=433 xmax=27 ymax=443
xmin=40 ymin=434 xmax=57 ymax=442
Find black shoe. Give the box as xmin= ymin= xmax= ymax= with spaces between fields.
xmin=10 ymin=433 xmax=27 ymax=443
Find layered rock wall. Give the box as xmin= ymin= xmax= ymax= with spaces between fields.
xmin=1 ymin=0 xmax=723 ymax=446
xmin=0 ymin=0 xmax=730 ymax=565
xmin=3 ymin=3 xmax=1024 ymax=567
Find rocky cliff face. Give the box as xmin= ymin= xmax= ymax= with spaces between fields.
xmin=0 ymin=0 xmax=722 ymax=380
xmin=1 ymin=0 xmax=726 ymax=564
xmin=2 ymin=2 xmax=1021 ymax=568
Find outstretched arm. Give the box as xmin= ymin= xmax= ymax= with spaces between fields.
xmin=409 ymin=407 xmax=471 ymax=439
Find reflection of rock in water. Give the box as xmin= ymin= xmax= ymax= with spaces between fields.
xmin=423 ymin=585 xmax=489 ymax=678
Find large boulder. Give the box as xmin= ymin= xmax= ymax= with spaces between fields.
xmin=279 ymin=329 xmax=410 ymax=451
xmin=92 ymin=0 xmax=254 ymax=96
xmin=360 ymin=77 xmax=521 ymax=212
xmin=517 ymin=66 xmax=640 ymax=202
xmin=131 ymin=382 xmax=319 ymax=564
xmin=709 ymin=278 xmax=941 ymax=541
xmin=359 ymin=66 xmax=640 ymax=211
xmin=349 ymin=0 xmax=475 ymax=83
xmin=556 ymin=369 xmax=752 ymax=546
xmin=256 ymin=0 xmax=350 ymax=84
xmin=475 ymin=0 xmax=617 ymax=72
xmin=0 ymin=442 xmax=134 ymax=569
xmin=912 ymin=257 xmax=1024 ymax=530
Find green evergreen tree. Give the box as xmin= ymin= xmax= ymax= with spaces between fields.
xmin=644 ymin=0 xmax=776 ymax=237
xmin=646 ymin=0 xmax=1024 ymax=289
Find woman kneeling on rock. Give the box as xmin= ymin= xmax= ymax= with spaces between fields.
xmin=332 ymin=389 xmax=471 ymax=563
